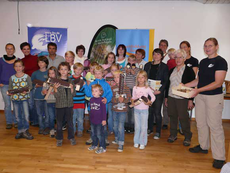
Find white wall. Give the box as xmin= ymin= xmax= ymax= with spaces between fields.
xmin=0 ymin=0 xmax=230 ymax=118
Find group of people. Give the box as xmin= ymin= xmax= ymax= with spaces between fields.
xmin=0 ymin=37 xmax=227 ymax=169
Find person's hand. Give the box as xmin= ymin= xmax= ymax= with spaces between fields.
xmin=165 ymin=98 xmax=168 ymax=107
xmin=104 ymin=70 xmax=108 ymax=76
xmin=102 ymin=98 xmax=107 ymax=104
xmin=35 ymin=84 xmax=42 ymax=88
xmin=102 ymin=120 xmax=106 ymax=126
xmin=70 ymin=84 xmax=74 ymax=93
xmin=153 ymin=90 xmax=161 ymax=95
xmin=130 ymin=69 xmax=135 ymax=75
xmin=53 ymin=83 xmax=60 ymax=92
xmin=87 ymin=80 xmax=91 ymax=86
xmin=6 ymin=91 xmax=12 ymax=96
xmin=0 ymin=84 xmax=4 ymax=87
xmin=42 ymin=90 xmax=48 ymax=95
xmin=190 ymin=88 xmax=199 ymax=98
xmin=118 ymin=96 xmax=124 ymax=103
xmin=144 ymin=99 xmax=152 ymax=106
xmin=22 ymin=91 xmax=28 ymax=94
xmin=188 ymin=100 xmax=194 ymax=110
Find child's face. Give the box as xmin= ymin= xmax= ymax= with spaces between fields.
xmin=94 ymin=71 xmax=103 ymax=79
xmin=153 ymin=53 xmax=162 ymax=62
xmin=92 ymin=88 xmax=101 ymax=98
xmin=14 ymin=62 xmax=24 ymax=73
xmin=74 ymin=67 xmax=83 ymax=77
xmin=168 ymin=53 xmax=175 ymax=59
xmin=118 ymin=47 xmax=125 ymax=57
xmin=137 ymin=74 xmax=146 ymax=86
xmin=58 ymin=65 xmax=69 ymax=78
xmin=113 ymin=74 xmax=120 ymax=84
xmin=135 ymin=52 xmax=144 ymax=61
xmin=48 ymin=70 xmax=56 ymax=78
xmin=77 ymin=49 xmax=84 ymax=58
xmin=90 ymin=66 xmax=95 ymax=74
xmin=128 ymin=58 xmax=136 ymax=65
xmin=38 ymin=61 xmax=47 ymax=69
xmin=107 ymin=55 xmax=115 ymax=64
xmin=65 ymin=54 xmax=74 ymax=64
xmin=111 ymin=66 xmax=118 ymax=75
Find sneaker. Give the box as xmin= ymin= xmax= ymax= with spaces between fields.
xmin=213 ymin=159 xmax=225 ymax=169
xmin=106 ymin=139 xmax=110 ymax=146
xmin=22 ymin=130 xmax=34 ymax=140
xmin=43 ymin=128 xmax=50 ymax=135
xmin=62 ymin=125 xmax=67 ymax=131
xmin=183 ymin=138 xmax=191 ymax=146
xmin=86 ymin=129 xmax=91 ymax=133
xmin=139 ymin=145 xmax=145 ymax=150
xmin=153 ymin=133 xmax=160 ymax=140
xmin=14 ymin=123 xmax=18 ymax=128
xmin=118 ymin=145 xmax=123 ymax=152
xmin=38 ymin=129 xmax=44 ymax=134
xmin=88 ymin=145 xmax=98 ymax=151
xmin=77 ymin=131 xmax=83 ymax=137
xmin=134 ymin=144 xmax=139 ymax=148
xmin=95 ymin=147 xmax=106 ymax=154
xmin=189 ymin=145 xmax=208 ymax=154
xmin=15 ymin=133 xmax=23 ymax=139
xmin=50 ymin=129 xmax=55 ymax=138
xmin=56 ymin=140 xmax=63 ymax=147
xmin=85 ymin=138 xmax=92 ymax=145
xmin=162 ymin=125 xmax=168 ymax=130
xmin=112 ymin=140 xmax=118 ymax=145
xmin=167 ymin=135 xmax=177 ymax=143
xmin=6 ymin=124 xmax=13 ymax=129
xmin=147 ymin=130 xmax=153 ymax=136
xmin=70 ymin=138 xmax=76 ymax=145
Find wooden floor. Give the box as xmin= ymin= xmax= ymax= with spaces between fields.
xmin=0 ymin=112 xmax=229 ymax=173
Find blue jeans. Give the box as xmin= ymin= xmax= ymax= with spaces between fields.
xmin=91 ymin=123 xmax=106 ymax=149
xmin=134 ymin=109 xmax=148 ymax=146
xmin=35 ymin=100 xmax=48 ymax=130
xmin=0 ymin=85 xmax=16 ymax=124
xmin=28 ymin=89 xmax=38 ymax=125
xmin=73 ymin=108 xmax=84 ymax=133
xmin=13 ymin=100 xmax=29 ymax=133
xmin=107 ymin=102 xmax=113 ymax=133
xmin=47 ymin=103 xmax=56 ymax=130
xmin=113 ymin=111 xmax=126 ymax=146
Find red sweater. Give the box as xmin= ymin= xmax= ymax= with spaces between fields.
xmin=22 ymin=54 xmax=39 ymax=76
xmin=167 ymin=59 xmax=177 ymax=71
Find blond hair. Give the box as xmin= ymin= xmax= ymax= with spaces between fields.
xmin=91 ymin=84 xmax=104 ymax=96
xmin=73 ymin=62 xmax=84 ymax=70
xmin=94 ymin=65 xmax=104 ymax=73
xmin=167 ymin=48 xmax=176 ymax=55
xmin=136 ymin=70 xmax=148 ymax=88
xmin=128 ymin=54 xmax=136 ymax=61
xmin=112 ymin=70 xmax=123 ymax=76
xmin=89 ymin=62 xmax=99 ymax=68
xmin=175 ymin=49 xmax=187 ymax=59
xmin=65 ymin=51 xmax=75 ymax=58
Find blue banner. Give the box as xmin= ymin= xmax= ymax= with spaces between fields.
xmin=28 ymin=27 xmax=67 ymax=56
xmin=116 ymin=29 xmax=154 ymax=62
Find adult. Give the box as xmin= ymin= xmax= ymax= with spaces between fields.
xmin=165 ymin=49 xmax=195 ymax=146
xmin=159 ymin=39 xmax=170 ymax=129
xmin=186 ymin=38 xmax=227 ymax=169
xmin=144 ymin=48 xmax=168 ymax=139
xmin=47 ymin=42 xmax=65 ymax=68
xmin=135 ymin=49 xmax=147 ymax=69
xmin=180 ymin=41 xmax=199 ymax=75
xmin=0 ymin=43 xmax=17 ymax=129
xmin=74 ymin=45 xmax=87 ymax=65
xmin=116 ymin=44 xmax=127 ymax=69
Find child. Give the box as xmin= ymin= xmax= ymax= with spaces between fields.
xmin=122 ymin=55 xmax=140 ymax=133
xmin=116 ymin=44 xmax=127 ymax=69
xmin=111 ymin=70 xmax=131 ymax=152
xmin=8 ymin=60 xmax=33 ymax=140
xmin=166 ymin=48 xmax=177 ymax=71
xmin=132 ymin=70 xmax=155 ymax=150
xmin=53 ymin=62 xmax=76 ymax=147
xmin=102 ymin=52 xmax=115 ymax=78
xmin=31 ymin=56 xmax=49 ymax=135
xmin=135 ymin=49 xmax=147 ymax=69
xmin=42 ymin=66 xmax=58 ymax=138
xmin=85 ymin=62 xmax=98 ymax=85
xmin=65 ymin=51 xmax=75 ymax=75
xmin=69 ymin=63 xmax=86 ymax=137
xmin=88 ymin=84 xmax=107 ymax=154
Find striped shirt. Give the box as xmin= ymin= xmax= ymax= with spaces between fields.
xmin=122 ymin=67 xmax=140 ymax=89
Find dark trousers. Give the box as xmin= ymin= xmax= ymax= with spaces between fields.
xmin=91 ymin=123 xmax=106 ymax=149
xmin=56 ymin=107 xmax=74 ymax=140
xmin=148 ymin=93 xmax=164 ymax=134
xmin=125 ymin=89 xmax=134 ymax=129
xmin=167 ymin=97 xmax=192 ymax=140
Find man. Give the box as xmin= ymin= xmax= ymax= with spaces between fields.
xmin=47 ymin=42 xmax=65 ymax=68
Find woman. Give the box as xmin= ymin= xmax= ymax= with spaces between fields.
xmin=74 ymin=45 xmax=89 ymax=76
xmin=116 ymin=44 xmax=127 ymax=69
xmin=0 ymin=43 xmax=17 ymax=129
xmin=186 ymin=38 xmax=227 ymax=169
xmin=165 ymin=49 xmax=195 ymax=146
xmin=144 ymin=48 xmax=168 ymax=139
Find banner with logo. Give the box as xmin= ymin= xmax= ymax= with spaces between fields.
xmin=88 ymin=24 xmax=117 ymax=64
xmin=116 ymin=29 xmax=155 ymax=62
xmin=28 ymin=26 xmax=67 ymax=56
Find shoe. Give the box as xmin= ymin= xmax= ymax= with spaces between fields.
xmin=162 ymin=125 xmax=168 ymax=130
xmin=139 ymin=145 xmax=145 ymax=150
xmin=22 ymin=130 xmax=34 ymax=140
xmin=43 ymin=128 xmax=50 ymax=135
xmin=56 ymin=140 xmax=63 ymax=147
xmin=213 ymin=159 xmax=225 ymax=169
xmin=14 ymin=123 xmax=18 ymax=128
xmin=189 ymin=145 xmax=208 ymax=154
xmin=118 ymin=145 xmax=123 ymax=152
xmin=38 ymin=129 xmax=44 ymax=134
xmin=85 ymin=138 xmax=92 ymax=145
xmin=106 ymin=139 xmax=110 ymax=146
xmin=31 ymin=123 xmax=39 ymax=127
xmin=70 ymin=138 xmax=76 ymax=145
xmin=112 ymin=140 xmax=118 ymax=145
xmin=167 ymin=135 xmax=177 ymax=143
xmin=77 ymin=131 xmax=83 ymax=137
xmin=86 ymin=129 xmax=91 ymax=134
xmin=15 ymin=133 xmax=23 ymax=139
xmin=153 ymin=133 xmax=160 ymax=140
xmin=88 ymin=145 xmax=98 ymax=151
xmin=95 ymin=147 xmax=106 ymax=154
xmin=130 ymin=128 xmax=134 ymax=134
xmin=6 ymin=124 xmax=13 ymax=129
xmin=134 ymin=144 xmax=139 ymax=148
xmin=183 ymin=138 xmax=191 ymax=146
xmin=62 ymin=125 xmax=67 ymax=131
xmin=147 ymin=130 xmax=153 ymax=136
xmin=50 ymin=129 xmax=55 ymax=138
xmin=108 ymin=131 xmax=113 ymax=136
